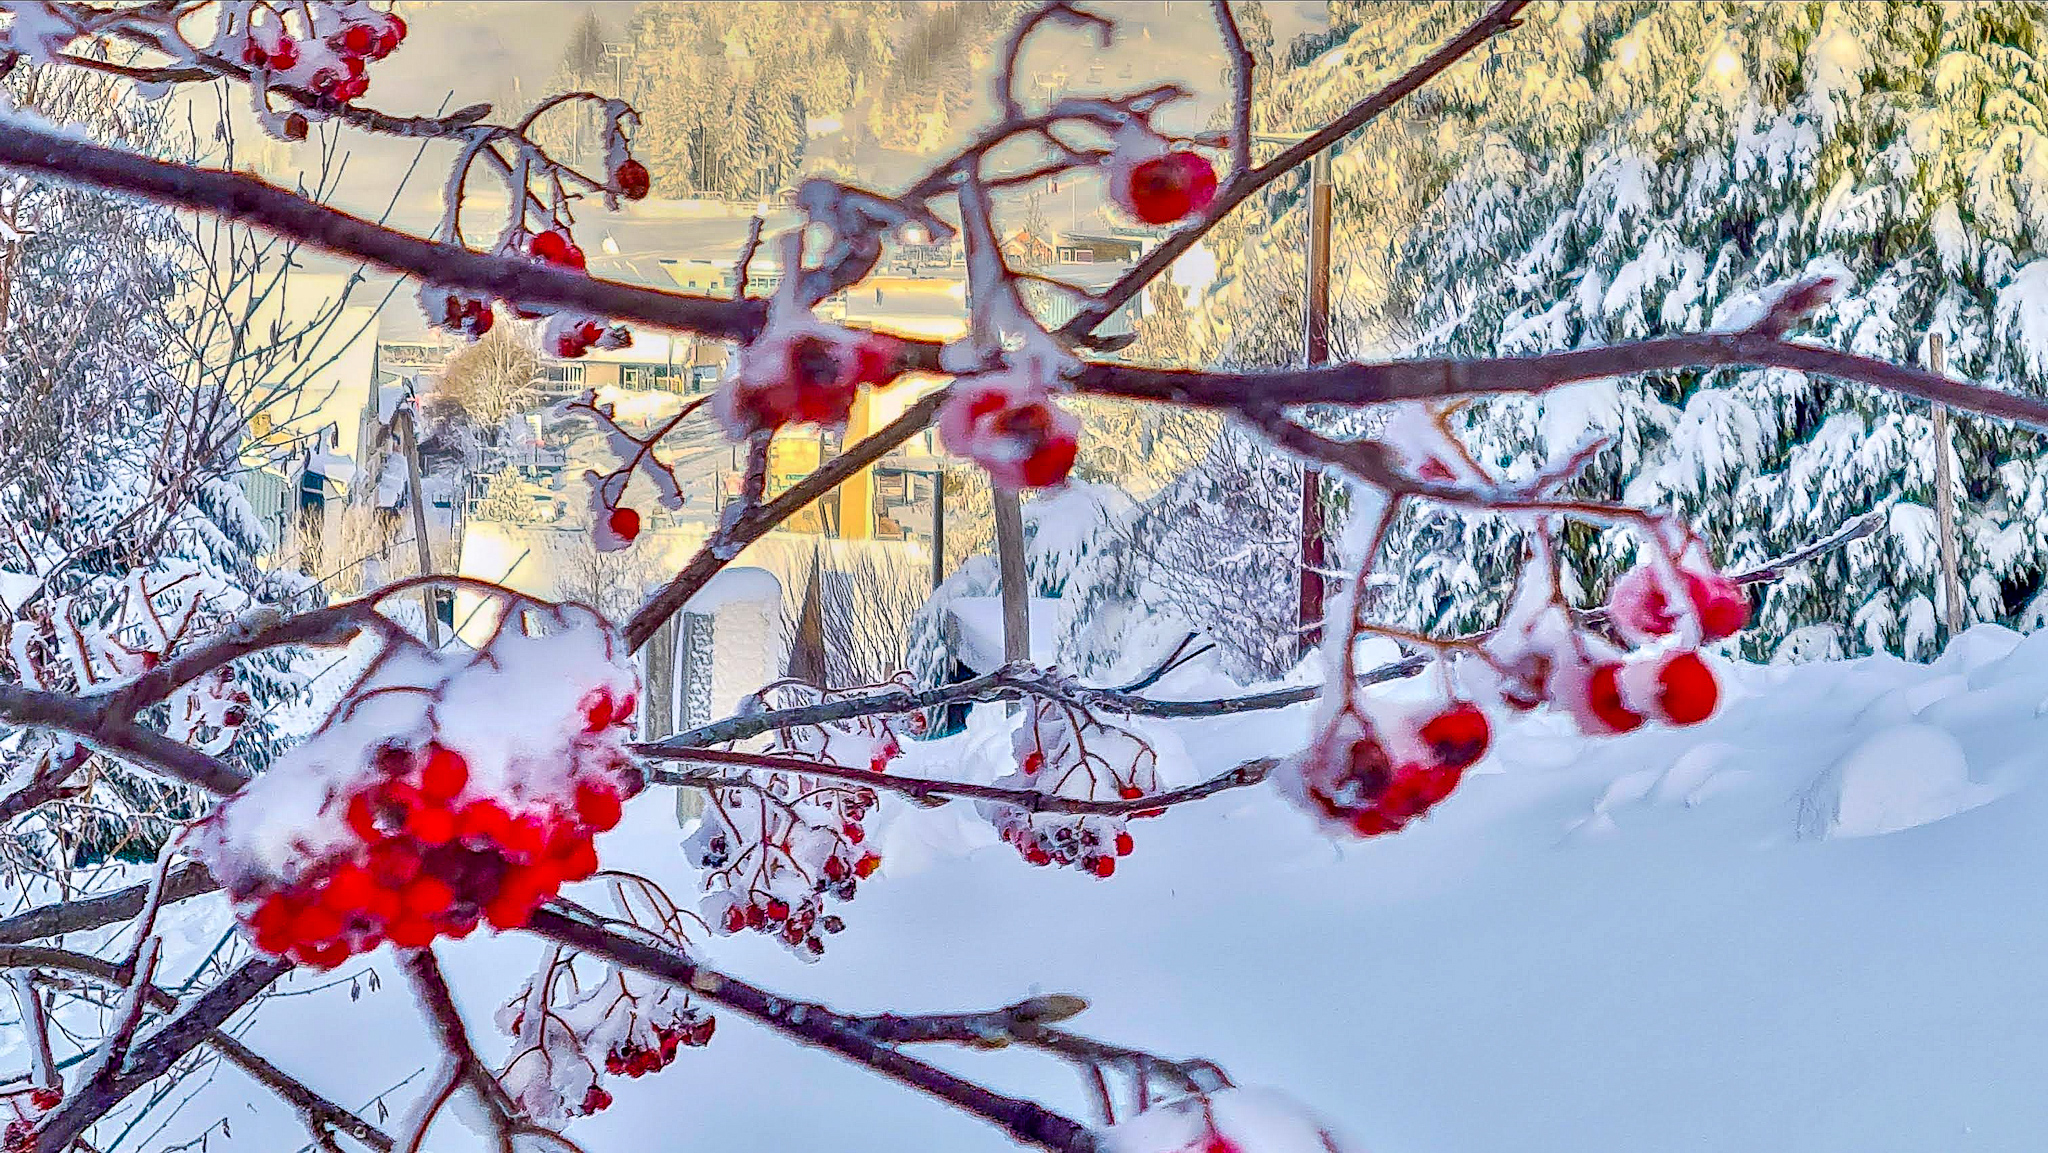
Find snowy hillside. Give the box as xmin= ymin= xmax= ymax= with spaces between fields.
xmin=32 ymin=624 xmax=2048 ymax=1152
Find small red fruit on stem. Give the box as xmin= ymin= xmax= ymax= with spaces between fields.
xmin=1654 ymin=651 xmax=1720 ymax=725
xmin=1124 ymin=151 xmax=1219 ymax=224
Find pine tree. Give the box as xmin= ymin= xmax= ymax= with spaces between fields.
xmin=1212 ymin=1 xmax=2048 ymax=661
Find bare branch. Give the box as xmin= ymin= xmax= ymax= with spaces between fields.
xmin=525 ymin=907 xmax=1099 ymax=1153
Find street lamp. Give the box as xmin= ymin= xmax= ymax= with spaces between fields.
xmin=1254 ymin=131 xmax=1335 ymax=654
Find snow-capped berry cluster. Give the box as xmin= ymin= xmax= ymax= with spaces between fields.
xmin=556 ymin=390 xmax=690 ymax=552
xmin=3 ymin=1087 xmax=62 ymax=1153
xmin=685 ymin=681 xmax=899 ymax=960
xmin=716 ymin=316 xmax=905 ymax=437
xmin=939 ymin=372 xmax=1082 ymax=490
xmin=1278 ymin=697 xmax=1490 ymax=839
xmin=190 ymin=604 xmax=644 ymax=969
xmin=979 ymin=698 xmax=1161 ymax=877
xmin=417 ymin=284 xmax=494 ymax=337
xmin=499 ymin=956 xmax=715 ymax=1121
xmin=224 ymin=2 xmax=405 ymax=105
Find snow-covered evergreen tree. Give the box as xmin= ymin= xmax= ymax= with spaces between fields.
xmin=1214 ymin=1 xmax=2048 ymax=660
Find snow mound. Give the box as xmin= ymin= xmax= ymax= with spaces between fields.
xmin=1808 ymin=723 xmax=1989 ymax=839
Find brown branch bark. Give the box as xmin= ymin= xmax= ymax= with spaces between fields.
xmin=525 ymin=907 xmax=1099 ymax=1153
xmin=0 ymin=864 xmax=219 ymax=945
xmin=0 ymin=684 xmax=249 ymax=795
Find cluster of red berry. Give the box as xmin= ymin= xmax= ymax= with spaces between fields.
xmin=717 ymin=328 xmax=905 ymax=437
xmin=422 ymin=286 xmax=494 ymax=337
xmin=984 ymin=700 xmax=1161 ymax=876
xmin=603 ymin=1007 xmax=715 ymax=1080
xmin=1117 ymin=150 xmax=1221 ymax=225
xmin=698 ymin=814 xmax=879 ymax=959
xmin=939 ymin=375 xmax=1081 ymax=490
xmin=237 ymin=8 xmax=403 ymax=106
xmin=225 ymin=688 xmax=641 ymax=969
xmin=421 ymin=205 xmax=640 ymax=345
xmin=1493 ymin=554 xmax=1747 ymax=736
xmin=1289 ymin=701 xmax=1491 ymax=839
xmin=3 ymin=1088 xmax=61 ymax=1153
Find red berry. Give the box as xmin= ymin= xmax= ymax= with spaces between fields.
xmin=344 ymin=790 xmax=382 ymax=840
xmin=1117 ymin=784 xmax=1144 ymax=800
xmin=382 ymin=918 xmax=433 ymax=949
xmin=574 ymin=782 xmax=623 ymax=832
xmin=321 ymin=863 xmax=378 ymax=914
xmin=292 ymin=940 xmax=350 ymax=970
xmin=842 ymin=821 xmax=864 ymax=845
xmin=556 ymin=837 xmax=600 ymax=882
xmin=1023 ymin=844 xmax=1052 ymax=866
xmin=406 ymin=803 xmax=456 ymax=846
xmin=242 ymin=41 xmax=267 ymax=66
xmin=763 ymin=898 xmax=790 ymax=921
xmin=367 ymin=840 xmax=422 ymax=886
xmin=308 ymin=67 xmax=339 ymax=94
xmin=457 ymin=800 xmax=513 ymax=847
xmin=615 ymin=158 xmax=650 ymax=200
xmin=744 ymin=902 xmax=767 ymax=930
xmin=27 ymin=1088 xmax=59 ymax=1110
xmin=1124 ymin=151 xmax=1218 ymax=224
xmin=1687 ymin=571 xmax=1750 ymax=640
xmin=1351 ymin=809 xmax=1404 ymax=837
xmin=499 ymin=813 xmax=551 ymax=862
xmin=608 ymin=505 xmax=641 ymax=543
xmin=1584 ymin=663 xmax=1646 ymax=734
xmin=340 ymin=23 xmax=375 ymax=55
xmin=1089 ymin=856 xmax=1116 ymax=878
xmin=419 ymin=746 xmax=469 ymax=802
xmin=853 ymin=852 xmax=882 ymax=878
xmin=1655 ymin=651 xmax=1720 ymax=725
xmin=581 ymin=1085 xmax=613 ymax=1115
xmin=824 ymin=854 xmax=849 ymax=881
xmin=1022 ymin=750 xmax=1045 ymax=773
xmin=293 ymin=904 xmax=344 ymax=946
xmin=721 ymin=905 xmax=746 ymax=933
xmin=581 ymin=687 xmax=616 ymax=731
xmin=1417 ymin=702 xmax=1490 ymax=770
xmin=1114 ymin=831 xmax=1134 ymax=856
xmin=249 ymin=893 xmax=300 ymax=954
xmin=529 ymin=229 xmax=569 ymax=263
xmin=403 ymin=876 xmax=456 ymax=918
xmin=384 ymin=14 xmax=407 ymax=46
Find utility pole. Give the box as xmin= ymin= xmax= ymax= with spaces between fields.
xmin=1929 ymin=333 xmax=1964 ymax=641
xmin=1299 ymin=147 xmax=1333 ymax=652
xmin=930 ymin=467 xmax=946 ymax=591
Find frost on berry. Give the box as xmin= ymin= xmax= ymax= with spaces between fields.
xmin=716 ymin=319 xmax=904 ymax=437
xmin=1276 ymin=694 xmax=1479 ymax=839
xmin=417 ymin=283 xmax=494 ymax=339
xmin=977 ymin=698 xmax=1161 ymax=876
xmin=560 ymin=390 xmax=689 ymax=552
xmin=686 ymin=680 xmax=902 ymax=960
xmin=499 ymin=953 xmax=714 ymax=1121
xmin=1103 ymin=124 xmax=1218 ymax=226
xmin=214 ymin=1 xmax=404 ymax=107
xmin=1606 ymin=546 xmax=1750 ymax=645
xmin=1101 ymin=1088 xmax=1355 ymax=1153
xmin=938 ymin=372 xmax=1081 ymax=490
xmin=190 ymin=603 xmax=644 ymax=968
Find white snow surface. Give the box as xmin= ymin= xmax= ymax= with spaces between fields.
xmin=22 ymin=625 xmax=2048 ymax=1151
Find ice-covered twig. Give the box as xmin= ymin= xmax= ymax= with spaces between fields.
xmin=1210 ymin=0 xmax=1255 ymax=178
xmin=648 ymin=746 xmax=1277 ymax=819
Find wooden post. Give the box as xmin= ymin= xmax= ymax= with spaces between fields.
xmin=395 ymin=402 xmax=441 ymax=648
xmin=1298 ymin=147 xmax=1332 ymax=655
xmin=994 ymin=487 xmax=1029 ymax=671
xmin=930 ymin=467 xmax=946 ymax=591
xmin=1929 ymin=334 xmax=1964 ymax=641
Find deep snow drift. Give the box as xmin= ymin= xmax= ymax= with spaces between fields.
xmin=13 ymin=624 xmax=2048 ymax=1152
